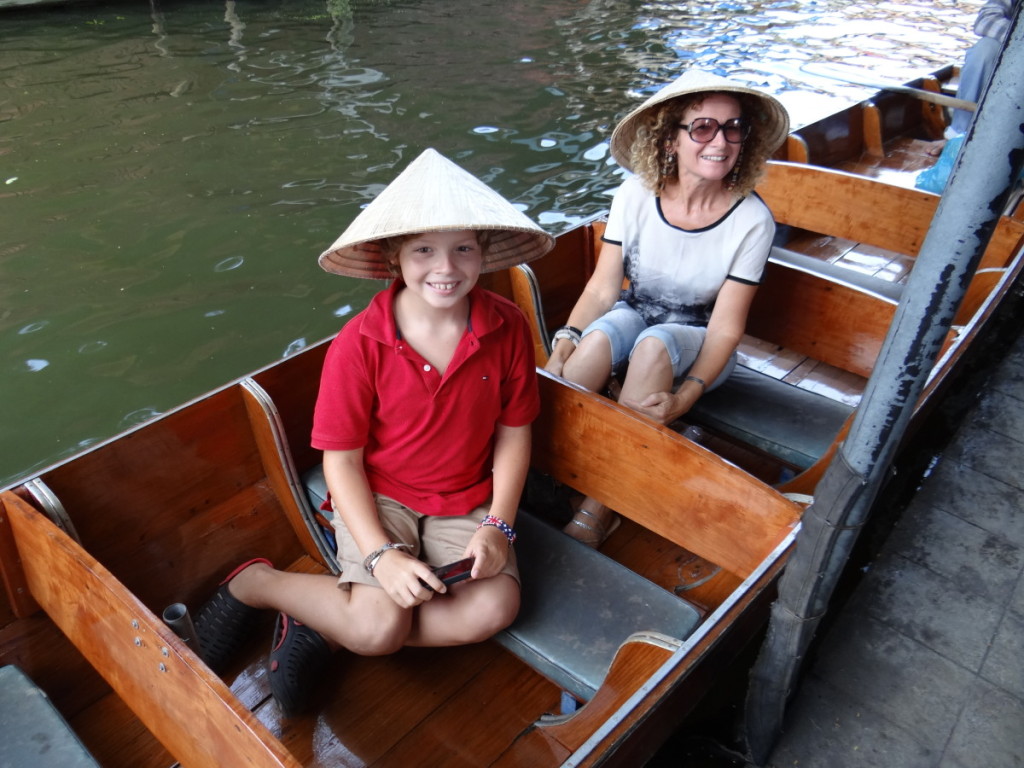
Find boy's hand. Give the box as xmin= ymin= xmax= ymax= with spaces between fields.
xmin=373 ymin=549 xmax=442 ymax=607
xmin=465 ymin=525 xmax=510 ymax=579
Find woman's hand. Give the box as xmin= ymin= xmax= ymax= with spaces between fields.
xmin=373 ymin=548 xmax=440 ymax=607
xmin=622 ymin=391 xmax=681 ymax=423
xmin=622 ymin=384 xmax=701 ymax=425
xmin=543 ymin=338 xmax=575 ymax=377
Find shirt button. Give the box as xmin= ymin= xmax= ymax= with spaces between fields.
xmin=423 ymin=364 xmax=431 ymax=372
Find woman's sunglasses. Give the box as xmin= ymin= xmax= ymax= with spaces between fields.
xmin=677 ymin=117 xmax=750 ymax=144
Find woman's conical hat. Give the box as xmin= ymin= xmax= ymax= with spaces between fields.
xmin=609 ymin=69 xmax=790 ymax=172
xmin=319 ymin=148 xmax=554 ymax=280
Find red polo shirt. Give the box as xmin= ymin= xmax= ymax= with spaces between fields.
xmin=311 ymin=281 xmax=540 ymax=517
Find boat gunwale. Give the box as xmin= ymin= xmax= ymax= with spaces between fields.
xmin=559 ymin=527 xmax=800 ymax=767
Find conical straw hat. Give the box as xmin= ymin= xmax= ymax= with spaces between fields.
xmin=319 ymin=148 xmax=555 ymax=280
xmin=609 ymin=69 xmax=790 ymax=173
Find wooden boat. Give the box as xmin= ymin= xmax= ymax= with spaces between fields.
xmin=779 ymin=64 xmax=960 ymax=180
xmin=0 ymin=292 xmax=800 ymax=767
xmin=3 ymin=74 xmax=1023 ymax=766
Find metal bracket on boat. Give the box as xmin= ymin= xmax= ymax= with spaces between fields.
xmin=19 ymin=478 xmax=83 ymax=545
xmin=781 ymin=493 xmax=814 ymax=507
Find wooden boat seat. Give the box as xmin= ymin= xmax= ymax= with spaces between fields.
xmin=301 ymin=465 xmax=702 ymax=702
xmin=689 ymin=364 xmax=854 ymax=471
xmin=0 ymin=664 xmax=102 ymax=768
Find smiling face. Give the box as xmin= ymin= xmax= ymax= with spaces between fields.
xmin=393 ymin=229 xmax=484 ymax=312
xmin=668 ymin=93 xmax=743 ymax=185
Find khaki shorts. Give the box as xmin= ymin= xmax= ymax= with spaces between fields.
xmin=332 ymin=494 xmax=519 ymax=589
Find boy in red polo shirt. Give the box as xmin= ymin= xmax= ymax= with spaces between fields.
xmin=195 ymin=148 xmax=552 ymax=716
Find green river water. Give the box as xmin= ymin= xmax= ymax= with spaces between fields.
xmin=1 ymin=0 xmax=980 ymax=486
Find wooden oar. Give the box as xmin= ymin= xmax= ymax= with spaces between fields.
xmin=800 ymin=62 xmax=976 ymax=111
xmin=751 ymin=61 xmax=976 ymax=111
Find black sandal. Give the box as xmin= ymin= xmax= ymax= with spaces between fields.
xmin=269 ymin=613 xmax=331 ymax=717
xmin=194 ymin=558 xmax=271 ymax=674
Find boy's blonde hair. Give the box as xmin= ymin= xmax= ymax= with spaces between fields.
xmin=379 ymin=230 xmax=495 ymax=277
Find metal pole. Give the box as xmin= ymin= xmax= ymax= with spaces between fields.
xmin=744 ymin=7 xmax=1024 ymax=763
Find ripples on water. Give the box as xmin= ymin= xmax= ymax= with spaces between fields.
xmin=0 ymin=0 xmax=980 ymax=484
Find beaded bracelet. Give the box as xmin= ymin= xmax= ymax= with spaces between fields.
xmin=684 ymin=375 xmax=707 ymax=394
xmin=363 ymin=542 xmax=412 ymax=576
xmin=478 ymin=515 xmax=517 ymax=547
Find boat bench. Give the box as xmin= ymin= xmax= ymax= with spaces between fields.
xmin=301 ymin=466 xmax=702 ymax=702
xmin=0 ymin=665 xmax=102 ymax=768
xmin=689 ymin=363 xmax=855 ymax=471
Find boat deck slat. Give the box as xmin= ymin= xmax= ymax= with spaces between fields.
xmin=236 ymin=630 xmax=562 ymax=768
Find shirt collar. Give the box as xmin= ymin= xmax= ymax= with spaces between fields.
xmin=358 ymin=279 xmax=504 ymax=346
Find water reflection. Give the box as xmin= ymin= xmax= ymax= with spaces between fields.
xmin=0 ymin=0 xmax=978 ymax=485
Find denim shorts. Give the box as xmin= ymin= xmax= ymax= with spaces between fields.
xmin=584 ymin=301 xmax=736 ymax=387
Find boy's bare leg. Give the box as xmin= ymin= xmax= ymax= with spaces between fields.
xmin=228 ymin=563 xmax=413 ymax=656
xmin=229 ymin=563 xmax=520 ymax=653
xmin=405 ymin=574 xmax=520 ymax=647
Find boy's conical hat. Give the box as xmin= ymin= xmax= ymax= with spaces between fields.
xmin=609 ymin=69 xmax=790 ymax=172
xmin=319 ymin=148 xmax=555 ymax=280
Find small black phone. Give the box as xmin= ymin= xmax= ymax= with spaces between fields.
xmin=421 ymin=557 xmax=475 ymax=591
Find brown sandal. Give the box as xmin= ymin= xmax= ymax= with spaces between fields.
xmin=563 ymin=506 xmax=621 ymax=548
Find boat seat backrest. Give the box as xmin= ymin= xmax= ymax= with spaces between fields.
xmin=510 ymin=263 xmax=551 ymax=366
xmin=770 ymin=245 xmax=904 ymax=302
xmin=758 ymin=161 xmax=939 ymax=257
xmin=301 ymin=465 xmax=702 ymax=702
xmin=0 ymin=665 xmax=102 ymax=768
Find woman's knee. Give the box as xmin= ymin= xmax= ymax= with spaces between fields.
xmin=628 ymin=335 xmax=672 ymax=372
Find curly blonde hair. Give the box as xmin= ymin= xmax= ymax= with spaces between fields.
xmin=629 ymin=92 xmax=776 ymax=197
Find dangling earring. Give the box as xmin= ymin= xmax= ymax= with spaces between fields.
xmin=728 ymin=146 xmax=744 ymax=188
xmin=661 ymin=148 xmax=677 ymax=179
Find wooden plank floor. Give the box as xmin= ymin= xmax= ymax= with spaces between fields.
xmin=836 ymin=137 xmax=946 ymax=187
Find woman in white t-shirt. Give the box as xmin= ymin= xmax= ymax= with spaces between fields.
xmin=544 ymin=69 xmax=789 ymax=546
